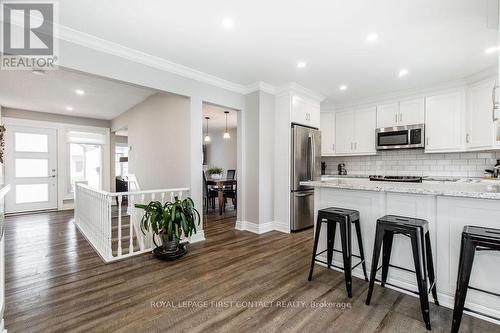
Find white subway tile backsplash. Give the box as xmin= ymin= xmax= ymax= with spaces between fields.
xmin=323 ymin=149 xmax=498 ymax=178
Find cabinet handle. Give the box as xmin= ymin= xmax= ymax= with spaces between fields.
xmin=350 ymin=142 xmax=353 ymax=150
xmin=493 ymin=84 xmax=499 ymax=121
xmin=399 ymin=113 xmax=402 ymax=122
xmin=354 ymin=142 xmax=357 ymax=150
xmin=466 ymin=133 xmax=470 ymax=143
xmin=426 ymin=137 xmax=429 ymax=145
xmin=332 ymin=143 xmax=335 ymax=151
xmin=395 ymin=113 xmax=398 ymax=123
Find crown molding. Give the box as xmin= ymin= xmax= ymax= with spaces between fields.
xmin=276 ymin=82 xmax=326 ymax=102
xmin=57 ymin=25 xmax=248 ymax=94
xmin=56 ymin=25 xmax=326 ymax=101
xmin=244 ymin=81 xmax=277 ymax=95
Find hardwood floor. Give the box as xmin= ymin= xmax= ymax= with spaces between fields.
xmin=3 ymin=208 xmax=499 ymax=332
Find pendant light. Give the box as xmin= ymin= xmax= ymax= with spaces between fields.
xmin=204 ymin=117 xmax=211 ymax=142
xmin=223 ymin=111 xmax=230 ymax=139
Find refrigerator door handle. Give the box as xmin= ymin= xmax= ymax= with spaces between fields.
xmin=295 ymin=192 xmax=314 ymax=197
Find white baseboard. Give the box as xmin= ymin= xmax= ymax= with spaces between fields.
xmin=273 ymin=220 xmax=290 ymax=233
xmin=235 ymin=220 xmax=274 ymax=234
xmin=189 ymin=230 xmax=205 ymax=243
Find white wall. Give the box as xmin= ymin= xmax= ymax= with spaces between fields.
xmin=205 ymin=128 xmax=237 ymax=173
xmin=111 ymin=93 xmax=190 ymax=190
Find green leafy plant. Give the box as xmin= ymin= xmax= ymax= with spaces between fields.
xmin=207 ymin=167 xmax=223 ymax=176
xmin=135 ymin=197 xmax=201 ymax=248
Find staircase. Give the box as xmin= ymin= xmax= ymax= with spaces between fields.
xmin=110 ymin=211 xmax=141 ymax=257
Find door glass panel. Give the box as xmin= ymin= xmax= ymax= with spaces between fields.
xmin=15 ymin=132 xmax=48 ymax=152
xmin=15 ymin=184 xmax=49 ymax=203
xmin=15 ymin=159 xmax=48 ymax=177
xmin=69 ymin=143 xmax=102 ymax=191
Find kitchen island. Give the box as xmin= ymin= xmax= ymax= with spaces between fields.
xmin=301 ymin=177 xmax=500 ymax=323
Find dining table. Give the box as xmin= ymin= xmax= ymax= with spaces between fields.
xmin=206 ymin=178 xmax=237 ymax=215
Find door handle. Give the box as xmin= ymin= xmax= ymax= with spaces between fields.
xmin=296 ymin=192 xmax=314 ymax=197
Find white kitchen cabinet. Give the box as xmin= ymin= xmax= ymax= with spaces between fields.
xmin=425 ymin=91 xmax=465 ymax=152
xmin=291 ymin=95 xmax=320 ymax=128
xmin=377 ymin=99 xmax=424 ymax=128
xmin=399 ymin=98 xmax=425 ymax=126
xmin=320 ymin=112 xmax=335 ymax=155
xmin=377 ymin=103 xmax=399 ymax=128
xmin=334 ymin=107 xmax=376 ymax=155
xmin=354 ymin=107 xmax=377 ymax=154
xmin=334 ymin=110 xmax=355 ymax=154
xmin=466 ymin=79 xmax=499 ymax=150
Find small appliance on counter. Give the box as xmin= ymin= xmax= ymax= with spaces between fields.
xmin=484 ymin=159 xmax=500 ymax=179
xmin=338 ymin=163 xmax=347 ymax=175
xmin=321 ymin=162 xmax=326 ymax=175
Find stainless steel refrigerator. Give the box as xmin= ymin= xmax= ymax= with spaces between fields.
xmin=290 ymin=124 xmax=321 ymax=231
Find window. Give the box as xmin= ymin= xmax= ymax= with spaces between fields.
xmin=67 ymin=130 xmax=106 ymax=192
xmin=115 ymin=144 xmax=128 ymax=178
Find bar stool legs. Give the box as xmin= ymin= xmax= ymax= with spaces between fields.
xmin=308 ymin=208 xmax=368 ymax=298
xmin=411 ymin=230 xmax=431 ymax=331
xmin=451 ymin=233 xmax=476 ymax=333
xmin=308 ymin=214 xmax=322 ymax=282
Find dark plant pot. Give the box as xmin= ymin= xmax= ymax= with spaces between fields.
xmin=161 ymin=234 xmax=179 ymax=252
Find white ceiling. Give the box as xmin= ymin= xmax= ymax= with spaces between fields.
xmin=0 ymin=69 xmax=155 ymax=119
xmin=59 ymin=0 xmax=498 ymax=104
xmin=203 ymin=104 xmax=237 ymax=132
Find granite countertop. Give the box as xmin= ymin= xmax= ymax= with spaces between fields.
xmin=302 ymin=178 xmax=500 ymax=200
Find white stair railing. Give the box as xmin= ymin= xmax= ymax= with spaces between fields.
xmin=74 ymin=183 xmax=189 ymax=263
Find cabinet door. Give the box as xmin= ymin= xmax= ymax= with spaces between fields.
xmin=425 ymin=92 xmax=465 ymax=152
xmin=354 ymin=107 xmax=377 ymax=154
xmin=467 ymin=80 xmax=496 ymax=150
xmin=399 ymin=98 xmax=424 ymax=126
xmin=308 ymin=102 xmax=321 ymax=128
xmin=320 ymin=112 xmax=335 ymax=155
xmin=376 ymin=103 xmax=399 ymax=128
xmin=335 ymin=110 xmax=355 ymax=154
xmin=291 ymin=96 xmax=308 ymax=126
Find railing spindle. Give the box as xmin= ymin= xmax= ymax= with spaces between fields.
xmin=117 ymin=195 xmax=123 ymax=256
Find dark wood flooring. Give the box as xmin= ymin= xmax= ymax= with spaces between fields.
xmin=3 ymin=208 xmax=499 ymax=332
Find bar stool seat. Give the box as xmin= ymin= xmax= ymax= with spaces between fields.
xmin=451 ymin=225 xmax=500 ymax=333
xmin=366 ymin=215 xmax=438 ymax=331
xmin=308 ymin=207 xmax=368 ymax=298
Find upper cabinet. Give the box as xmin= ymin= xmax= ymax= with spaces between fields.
xmin=291 ymin=95 xmax=320 ymax=128
xmin=466 ymin=79 xmax=500 ymax=150
xmin=376 ymin=98 xmax=424 ymax=128
xmin=334 ymin=107 xmax=376 ymax=155
xmin=320 ymin=112 xmax=335 ymax=155
xmin=425 ymin=91 xmax=465 ymax=153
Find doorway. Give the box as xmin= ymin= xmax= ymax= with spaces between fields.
xmin=202 ymin=103 xmax=239 ymax=228
xmin=4 ymin=125 xmax=58 ymax=213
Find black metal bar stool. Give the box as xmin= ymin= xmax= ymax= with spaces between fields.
xmin=451 ymin=226 xmax=500 ymax=333
xmin=366 ymin=215 xmax=439 ymax=331
xmin=308 ymin=207 xmax=368 ymax=298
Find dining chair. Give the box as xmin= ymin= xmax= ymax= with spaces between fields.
xmin=203 ymin=171 xmax=218 ymax=213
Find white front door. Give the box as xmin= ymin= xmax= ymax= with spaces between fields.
xmin=5 ymin=126 xmax=58 ymax=213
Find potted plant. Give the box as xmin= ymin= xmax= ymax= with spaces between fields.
xmin=135 ymin=197 xmax=201 ymax=257
xmin=207 ymin=167 xmax=223 ymax=179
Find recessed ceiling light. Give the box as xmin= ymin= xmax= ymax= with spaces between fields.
xmin=32 ymin=69 xmax=45 ymax=76
xmin=65 ymin=106 xmax=73 ymax=111
xmin=297 ymin=61 xmax=307 ymax=69
xmin=485 ymin=46 xmax=500 ymax=54
xmin=398 ymin=69 xmax=409 ymax=78
xmin=366 ymin=33 xmax=379 ymax=42
xmin=339 ymin=85 xmax=348 ymax=91
xmin=74 ymin=89 xmax=85 ymax=95
xmin=221 ymin=18 xmax=234 ymax=29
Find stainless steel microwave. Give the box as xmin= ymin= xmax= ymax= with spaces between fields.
xmin=376 ymin=124 xmax=425 ymax=150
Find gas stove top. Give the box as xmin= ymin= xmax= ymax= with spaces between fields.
xmin=369 ymin=175 xmax=423 ymax=183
